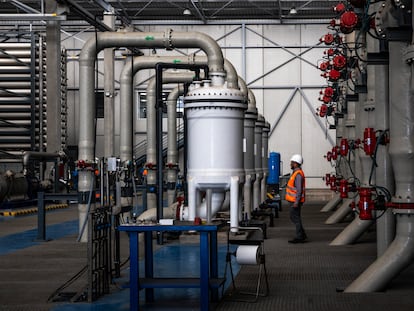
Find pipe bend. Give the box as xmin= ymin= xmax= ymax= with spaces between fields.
xmin=345 ymin=214 xmax=414 ymax=292
xmin=170 ymin=31 xmax=225 ymax=74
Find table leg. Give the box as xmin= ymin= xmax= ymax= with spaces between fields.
xmin=200 ymin=231 xmax=210 ymax=311
xmin=144 ymin=231 xmax=154 ymax=302
xmin=129 ymin=232 xmax=139 ymax=311
xmin=210 ymin=231 xmax=219 ymax=301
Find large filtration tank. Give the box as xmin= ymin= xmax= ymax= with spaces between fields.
xmin=184 ymin=79 xmax=246 ymax=230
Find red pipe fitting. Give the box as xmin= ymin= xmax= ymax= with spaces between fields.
xmin=318 ymin=104 xmax=329 ymax=117
xmin=363 ymin=127 xmax=376 ymax=156
xmin=331 ymin=146 xmax=338 ymax=160
xmin=322 ymin=69 xmax=341 ymax=81
xmin=319 ymin=61 xmax=330 ymax=71
xmin=325 ymin=173 xmax=331 ymax=186
xmin=340 ymin=138 xmax=349 ymax=156
xmin=333 ymin=2 xmax=347 ymax=13
xmin=358 ymin=187 xmax=375 ymax=220
xmin=320 ymin=33 xmax=335 ymax=45
xmin=320 ymin=95 xmax=332 ymax=104
xmin=324 ymin=87 xmax=335 ymax=97
xmin=333 ymin=54 xmax=347 ymax=69
xmin=330 ymin=175 xmax=337 ymax=191
xmin=326 ymin=151 xmax=332 ymax=161
xmin=324 ymin=48 xmax=336 ymax=56
xmin=339 ymin=179 xmax=349 ymax=198
xmin=340 ymin=11 xmax=359 ymax=34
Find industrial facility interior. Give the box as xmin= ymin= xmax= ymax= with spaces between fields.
xmin=0 ymin=0 xmax=414 ymax=310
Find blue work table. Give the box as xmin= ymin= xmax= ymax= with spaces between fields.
xmin=118 ymin=221 xmax=225 ymax=311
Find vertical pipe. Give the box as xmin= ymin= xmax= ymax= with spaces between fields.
xmin=166 ymin=85 xmax=184 ymax=207
xmin=79 ymin=30 xmax=226 ymax=241
xmin=230 ymin=176 xmax=240 ymax=232
xmin=372 ymin=43 xmax=395 ymax=256
xmin=103 ymin=12 xmax=115 ymax=158
xmin=345 ymin=20 xmax=414 ymax=291
xmin=253 ymin=114 xmax=265 ymax=209
xmin=261 ymin=121 xmax=270 ymax=202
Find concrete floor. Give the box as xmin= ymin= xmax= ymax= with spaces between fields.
xmin=0 ymin=199 xmax=414 ymax=311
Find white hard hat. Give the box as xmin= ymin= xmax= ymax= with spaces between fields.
xmin=290 ymin=154 xmax=303 ymax=165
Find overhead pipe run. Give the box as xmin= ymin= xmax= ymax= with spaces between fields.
xmin=119 ymin=54 xmax=239 ymax=164
xmin=78 ymin=29 xmax=226 ymax=241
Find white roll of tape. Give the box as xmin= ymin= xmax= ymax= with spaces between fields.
xmin=235 ymin=245 xmax=261 ymax=265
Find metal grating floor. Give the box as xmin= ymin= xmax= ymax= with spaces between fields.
xmin=215 ymin=201 xmax=414 ymax=311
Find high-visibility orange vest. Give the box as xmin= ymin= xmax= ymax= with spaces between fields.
xmin=285 ymin=169 xmax=305 ymax=203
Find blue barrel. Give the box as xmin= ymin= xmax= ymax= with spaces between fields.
xmin=267 ymin=152 xmax=280 ymax=185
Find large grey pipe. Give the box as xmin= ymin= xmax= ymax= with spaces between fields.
xmin=330 ymin=217 xmax=374 ymax=245
xmin=345 ymin=37 xmax=414 ymax=291
xmin=253 ymin=113 xmax=265 ymax=210
xmin=330 ymin=28 xmax=382 ymax=245
xmin=80 ymin=30 xmax=225 ymax=163
xmin=240 ymin=78 xmax=257 ymax=217
xmin=320 ymin=193 xmax=342 ymax=212
xmin=344 ymin=213 xmax=414 ymax=292
xmin=325 ymin=198 xmax=353 ymax=225
xmin=120 ymin=55 xmax=238 ymax=163
xmin=78 ymin=29 xmax=225 ymax=241
xmin=146 ymin=72 xmax=196 ymax=210
xmin=166 ymin=84 xmax=185 ymax=206
xmin=261 ymin=121 xmax=270 ymax=203
xmin=119 ymin=55 xmax=240 ymax=211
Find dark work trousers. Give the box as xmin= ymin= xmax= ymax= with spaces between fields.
xmin=289 ymin=202 xmax=306 ymax=239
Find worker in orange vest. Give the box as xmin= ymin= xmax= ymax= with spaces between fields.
xmin=285 ymin=154 xmax=307 ymax=243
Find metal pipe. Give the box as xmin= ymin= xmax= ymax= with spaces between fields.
xmin=372 ymin=40 xmax=395 ymax=256
xmin=166 ymin=84 xmax=184 ymax=207
xmin=103 ymin=13 xmax=115 ymax=158
xmin=325 ymin=198 xmax=353 ymax=224
xmin=80 ymin=29 xmax=225 ymax=162
xmin=261 ymin=121 xmax=270 ymax=203
xmin=320 ymin=193 xmax=342 ymax=212
xmin=330 ymin=217 xmax=374 ymax=245
xmin=241 ymin=78 xmax=257 ymax=216
xmin=345 ymin=213 xmax=414 ymax=292
xmin=22 ymin=150 xmax=65 ymax=173
xmin=253 ymin=114 xmax=265 ymax=209
xmin=147 ymin=71 xmax=199 ymax=214
xmin=120 ymin=54 xmax=236 ymax=164
xmin=78 ymin=29 xmax=226 ymax=241
xmin=345 ymin=9 xmax=414 ymax=289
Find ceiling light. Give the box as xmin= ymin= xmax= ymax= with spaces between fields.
xmin=289 ymin=7 xmax=298 ymax=15
xmin=183 ymin=8 xmax=192 ymax=16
